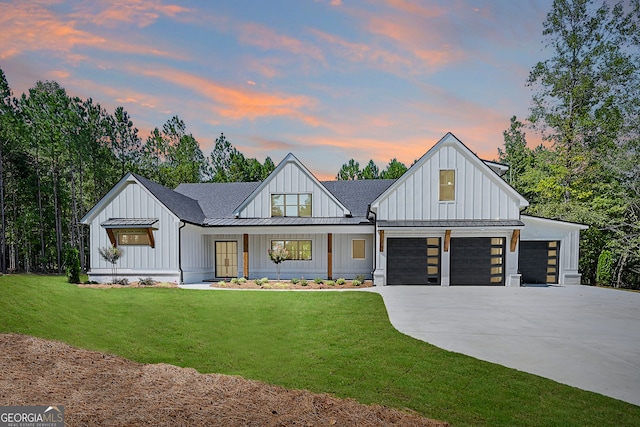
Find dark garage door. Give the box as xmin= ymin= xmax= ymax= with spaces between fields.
xmin=450 ymin=237 xmax=505 ymax=285
xmin=387 ymin=238 xmax=440 ymax=285
xmin=519 ymin=241 xmax=559 ymax=284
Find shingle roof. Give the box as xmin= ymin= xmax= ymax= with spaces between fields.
xmin=132 ymin=174 xmax=205 ymax=224
xmin=134 ymin=175 xmax=397 ymax=226
xmin=322 ymin=179 xmax=396 ymax=217
xmin=175 ymin=182 xmax=260 ymax=219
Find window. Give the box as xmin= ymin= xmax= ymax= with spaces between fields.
xmin=352 ymin=239 xmax=366 ymax=259
xmin=439 ymin=170 xmax=455 ymax=201
xmin=426 ymin=237 xmax=440 ymax=284
xmin=271 ymin=240 xmax=312 ymax=260
xmin=113 ymin=228 xmax=154 ymax=247
xmin=271 ymin=194 xmax=312 ymax=217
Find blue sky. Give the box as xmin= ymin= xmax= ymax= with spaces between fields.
xmin=0 ymin=0 xmax=552 ymax=179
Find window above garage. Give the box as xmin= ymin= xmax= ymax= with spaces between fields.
xmin=101 ymin=218 xmax=158 ymax=248
xmin=439 ymin=170 xmax=455 ymax=201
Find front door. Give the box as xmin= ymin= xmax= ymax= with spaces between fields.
xmin=215 ymin=241 xmax=238 ymax=278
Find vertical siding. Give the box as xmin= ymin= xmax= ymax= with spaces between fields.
xmin=89 ymin=182 xmax=179 ymax=274
xmin=376 ymin=144 xmax=521 ymax=221
xmin=249 ymin=233 xmax=327 ymax=279
xmin=239 ymin=162 xmax=345 ymax=218
xmin=332 ymin=234 xmax=374 ymax=279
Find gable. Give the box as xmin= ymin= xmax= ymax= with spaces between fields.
xmin=371 ymin=133 xmax=528 ymax=221
xmin=81 ymin=173 xmax=204 ymax=225
xmin=234 ymin=153 xmax=350 ymax=218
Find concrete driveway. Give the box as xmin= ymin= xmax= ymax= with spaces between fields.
xmin=369 ymin=285 xmax=640 ymax=406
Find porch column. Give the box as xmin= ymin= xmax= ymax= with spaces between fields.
xmin=243 ymin=234 xmax=249 ymax=278
xmin=327 ymin=233 xmax=333 ymax=280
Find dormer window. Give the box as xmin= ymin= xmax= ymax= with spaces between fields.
xmin=271 ymin=194 xmax=312 ymax=217
xmin=439 ymin=170 xmax=455 ymax=201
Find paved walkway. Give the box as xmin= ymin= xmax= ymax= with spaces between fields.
xmin=368 ymin=285 xmax=640 ymax=406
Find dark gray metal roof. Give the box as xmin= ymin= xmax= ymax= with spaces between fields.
xmin=204 ymin=217 xmax=373 ymax=227
xmin=132 ymin=174 xmax=205 ymax=224
xmin=175 ymin=182 xmax=260 ymax=219
xmin=101 ymin=218 xmax=158 ymax=228
xmin=322 ymin=180 xmax=396 ymax=217
xmin=378 ymin=219 xmax=524 ymax=228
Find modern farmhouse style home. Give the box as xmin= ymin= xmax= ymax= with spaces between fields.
xmin=81 ymin=133 xmax=587 ymax=286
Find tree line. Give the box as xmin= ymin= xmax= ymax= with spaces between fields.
xmin=0 ymin=71 xmax=273 ymax=274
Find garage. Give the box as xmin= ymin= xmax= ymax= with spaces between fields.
xmin=519 ymin=241 xmax=559 ymax=284
xmin=387 ymin=237 xmax=440 ymax=285
xmin=450 ymin=237 xmax=505 ymax=285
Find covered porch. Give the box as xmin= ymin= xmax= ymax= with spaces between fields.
xmin=180 ymin=222 xmax=375 ymax=283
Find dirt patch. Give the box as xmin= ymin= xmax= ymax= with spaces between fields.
xmin=0 ymin=334 xmax=447 ymax=426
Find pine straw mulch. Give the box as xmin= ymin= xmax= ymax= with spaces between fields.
xmin=0 ymin=334 xmax=448 ymax=427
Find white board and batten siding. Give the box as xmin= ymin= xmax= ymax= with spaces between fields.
xmin=247 ymin=233 xmax=373 ymax=280
xmin=332 ymin=233 xmax=374 ymax=279
xmin=375 ymin=143 xmax=523 ymax=222
xmin=181 ymin=228 xmax=245 ymax=283
xmin=86 ymin=180 xmax=181 ymax=283
xmin=371 ymin=134 xmax=527 ymax=287
xmin=238 ymin=160 xmax=348 ymax=218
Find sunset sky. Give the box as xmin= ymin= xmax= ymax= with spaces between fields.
xmin=0 ymin=0 xmax=553 ymax=180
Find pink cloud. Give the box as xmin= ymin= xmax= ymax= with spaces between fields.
xmin=128 ymin=65 xmax=323 ymax=126
xmin=72 ymin=0 xmax=191 ymax=28
xmin=0 ymin=1 xmax=184 ymax=61
xmin=310 ymin=29 xmax=413 ymax=70
xmin=237 ymin=22 xmax=325 ymax=63
xmin=383 ymin=0 xmax=447 ymax=18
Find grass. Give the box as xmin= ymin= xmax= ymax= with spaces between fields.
xmin=1 ymin=275 xmax=639 ymax=426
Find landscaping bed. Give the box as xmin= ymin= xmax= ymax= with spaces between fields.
xmin=0 ymin=334 xmax=446 ymax=427
xmin=210 ymin=278 xmax=373 ymax=290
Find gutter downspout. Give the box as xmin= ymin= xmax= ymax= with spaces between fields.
xmin=178 ymin=221 xmax=186 ymax=285
xmin=366 ymin=204 xmax=376 ymax=276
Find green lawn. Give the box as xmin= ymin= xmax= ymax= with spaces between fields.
xmin=1 ymin=275 xmax=638 ymax=426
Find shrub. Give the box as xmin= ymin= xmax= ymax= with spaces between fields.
xmin=98 ymin=245 xmax=123 ymax=283
xmin=113 ymin=278 xmax=129 ymax=286
xmin=291 ymin=277 xmax=300 ymax=284
xmin=300 ymin=279 xmax=308 ymax=286
xmin=352 ymin=279 xmax=362 ymax=287
xmin=336 ymin=278 xmax=346 ymax=286
xmin=262 ymin=282 xmax=273 ymax=289
xmin=230 ymin=278 xmax=240 ymax=284
xmin=355 ymin=274 xmax=366 ymax=282
xmin=274 ymin=282 xmax=290 ymax=289
xmin=325 ymin=280 xmax=335 ymax=286
xmin=65 ymin=247 xmax=81 ymax=284
xmin=313 ymin=277 xmax=324 ymax=284
xmin=596 ymin=250 xmax=614 ymax=286
xmin=255 ymin=277 xmax=269 ymax=286
xmin=138 ymin=277 xmax=157 ymax=287
xmin=216 ymin=280 xmax=227 ymax=287
xmin=238 ymin=277 xmax=247 ymax=283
